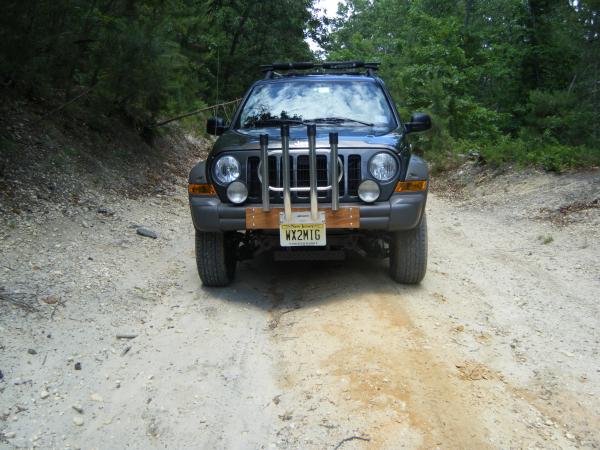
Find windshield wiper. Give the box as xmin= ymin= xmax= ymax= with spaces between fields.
xmin=249 ymin=117 xmax=375 ymax=128
xmin=250 ymin=118 xmax=304 ymax=127
xmin=310 ymin=117 xmax=374 ymax=126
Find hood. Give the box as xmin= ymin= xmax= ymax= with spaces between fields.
xmin=212 ymin=126 xmax=406 ymax=154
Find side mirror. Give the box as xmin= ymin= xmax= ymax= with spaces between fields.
xmin=405 ymin=113 xmax=431 ymax=133
xmin=207 ymin=116 xmax=227 ymax=135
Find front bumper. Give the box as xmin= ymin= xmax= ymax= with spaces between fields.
xmin=189 ymin=191 xmax=427 ymax=232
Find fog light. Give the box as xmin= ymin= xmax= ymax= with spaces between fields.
xmin=358 ymin=180 xmax=380 ymax=203
xmin=226 ymin=181 xmax=248 ymax=204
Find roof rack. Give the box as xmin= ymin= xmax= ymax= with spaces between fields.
xmin=261 ymin=61 xmax=380 ymax=79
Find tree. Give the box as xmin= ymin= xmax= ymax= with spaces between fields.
xmin=0 ymin=0 xmax=317 ymax=127
xmin=320 ymin=0 xmax=600 ymax=170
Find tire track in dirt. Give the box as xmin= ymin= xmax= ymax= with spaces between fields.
xmin=264 ymin=260 xmax=494 ymax=449
xmin=322 ymin=292 xmax=493 ymax=449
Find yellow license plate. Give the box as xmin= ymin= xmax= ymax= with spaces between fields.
xmin=280 ymin=211 xmax=326 ymax=247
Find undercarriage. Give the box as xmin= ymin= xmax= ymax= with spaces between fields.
xmin=234 ymin=230 xmax=390 ymax=261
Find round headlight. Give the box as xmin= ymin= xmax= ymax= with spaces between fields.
xmin=226 ymin=181 xmax=248 ymax=204
xmin=369 ymin=153 xmax=398 ymax=182
xmin=358 ymin=180 xmax=380 ymax=203
xmin=214 ymin=156 xmax=240 ymax=184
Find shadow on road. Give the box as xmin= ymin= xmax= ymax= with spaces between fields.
xmin=201 ymin=253 xmax=425 ymax=312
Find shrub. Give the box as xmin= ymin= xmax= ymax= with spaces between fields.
xmin=480 ymin=134 xmax=599 ymax=173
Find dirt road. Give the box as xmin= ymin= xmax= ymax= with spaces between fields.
xmin=1 ymin=170 xmax=599 ymax=449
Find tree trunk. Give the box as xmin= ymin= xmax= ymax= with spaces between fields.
xmin=464 ymin=0 xmax=474 ymax=28
xmin=221 ymin=2 xmax=253 ymax=94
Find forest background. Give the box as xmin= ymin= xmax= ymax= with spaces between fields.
xmin=1 ymin=0 xmax=598 ymax=171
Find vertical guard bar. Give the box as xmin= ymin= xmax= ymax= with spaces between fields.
xmin=281 ymin=125 xmax=292 ymax=221
xmin=259 ymin=134 xmax=270 ymax=212
xmin=329 ymin=132 xmax=339 ymax=211
xmin=307 ymin=124 xmax=318 ymax=221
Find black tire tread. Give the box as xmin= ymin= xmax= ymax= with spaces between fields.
xmin=195 ymin=231 xmax=236 ymax=287
xmin=389 ymin=214 xmax=428 ymax=284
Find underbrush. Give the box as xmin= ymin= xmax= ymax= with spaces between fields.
xmin=424 ymin=136 xmax=599 ymax=174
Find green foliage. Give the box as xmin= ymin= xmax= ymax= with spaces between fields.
xmin=424 ymin=134 xmax=600 ymax=174
xmin=0 ymin=0 xmax=315 ymax=129
xmin=322 ymin=0 xmax=600 ymax=171
xmin=524 ymin=90 xmax=592 ymax=146
xmin=486 ymin=136 xmax=599 ymax=172
xmin=2 ymin=0 xmax=599 ymax=174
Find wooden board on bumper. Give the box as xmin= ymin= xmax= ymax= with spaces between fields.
xmin=246 ymin=207 xmax=360 ymax=229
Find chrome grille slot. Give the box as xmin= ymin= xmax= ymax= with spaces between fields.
xmin=269 ymin=156 xmax=277 ymax=187
xmin=247 ymin=156 xmax=260 ymax=199
xmin=338 ymin=155 xmax=345 ymax=197
xmin=317 ymin=156 xmax=328 ymax=187
xmin=247 ymin=155 xmax=279 ymax=202
xmin=296 ymin=155 xmax=328 ymax=198
xmin=347 ymin=155 xmax=361 ymax=197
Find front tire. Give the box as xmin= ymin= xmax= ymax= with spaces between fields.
xmin=195 ymin=231 xmax=237 ymax=287
xmin=389 ymin=214 xmax=428 ymax=284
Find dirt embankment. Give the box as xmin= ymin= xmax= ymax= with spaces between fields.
xmin=1 ymin=94 xmax=208 ymax=216
xmin=1 ymin=110 xmax=599 ymax=450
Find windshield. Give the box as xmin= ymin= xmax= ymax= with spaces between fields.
xmin=237 ymin=79 xmax=397 ymax=130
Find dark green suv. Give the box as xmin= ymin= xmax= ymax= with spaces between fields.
xmin=189 ymin=61 xmax=431 ymax=286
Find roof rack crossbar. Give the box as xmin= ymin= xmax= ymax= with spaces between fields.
xmin=261 ymin=61 xmax=380 ymax=77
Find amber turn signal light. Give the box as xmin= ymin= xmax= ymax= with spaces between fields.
xmin=188 ymin=183 xmax=216 ymax=195
xmin=394 ymin=180 xmax=428 ymax=192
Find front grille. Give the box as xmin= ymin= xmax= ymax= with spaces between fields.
xmin=246 ymin=152 xmax=361 ymax=203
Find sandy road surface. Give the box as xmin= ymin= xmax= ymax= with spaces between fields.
xmin=1 ymin=171 xmax=599 ymax=449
